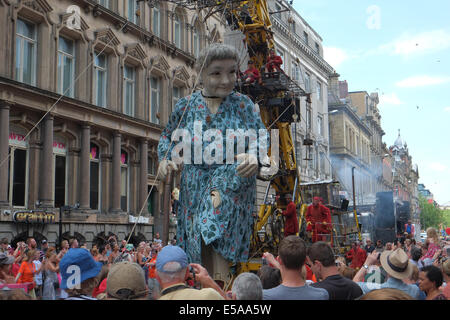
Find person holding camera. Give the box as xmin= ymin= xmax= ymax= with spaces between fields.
xmin=155 ymin=245 xmax=226 ymax=300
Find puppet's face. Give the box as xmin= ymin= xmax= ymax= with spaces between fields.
xmin=201 ymin=59 xmax=237 ymax=98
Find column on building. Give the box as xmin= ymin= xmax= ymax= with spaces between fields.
xmin=139 ymin=139 xmax=148 ymax=215
xmin=39 ymin=114 xmax=54 ymax=207
xmin=0 ymin=101 xmax=10 ymax=206
xmin=79 ymin=124 xmax=90 ymax=209
xmin=111 ymin=132 xmax=121 ymax=212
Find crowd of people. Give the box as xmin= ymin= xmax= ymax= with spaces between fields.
xmin=0 ymin=226 xmax=448 ymax=300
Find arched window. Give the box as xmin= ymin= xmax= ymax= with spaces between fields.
xmin=120 ymin=150 xmax=129 ymax=212
xmin=90 ymin=143 xmax=101 ymax=210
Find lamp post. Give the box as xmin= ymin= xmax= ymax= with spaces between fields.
xmin=352 ymin=167 xmax=362 ymax=241
xmin=58 ymin=203 xmax=79 ymax=250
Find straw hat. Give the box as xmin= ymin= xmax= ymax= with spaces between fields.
xmin=380 ymin=248 xmax=413 ymax=280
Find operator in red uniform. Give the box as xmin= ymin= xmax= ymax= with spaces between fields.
xmin=282 ymin=193 xmax=298 ymax=237
xmin=241 ymin=60 xmax=261 ymax=84
xmin=265 ymin=48 xmax=283 ymax=72
xmin=345 ymin=241 xmax=367 ymax=270
xmin=306 ymin=196 xmax=332 ymax=242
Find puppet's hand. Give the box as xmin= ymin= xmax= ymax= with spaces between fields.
xmin=211 ymin=190 xmax=221 ymax=208
xmin=158 ymin=160 xmax=178 ymax=180
xmin=236 ymin=153 xmax=258 ymax=178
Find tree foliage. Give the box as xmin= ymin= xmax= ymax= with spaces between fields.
xmin=419 ymin=195 xmax=444 ymax=230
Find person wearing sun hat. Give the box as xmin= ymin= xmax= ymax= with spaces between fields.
xmin=59 ymin=248 xmax=103 ymax=300
xmin=353 ymin=248 xmax=421 ymax=299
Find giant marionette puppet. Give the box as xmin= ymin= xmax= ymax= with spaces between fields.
xmin=157 ymin=43 xmax=268 ymax=279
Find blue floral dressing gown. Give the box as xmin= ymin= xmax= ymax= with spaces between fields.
xmin=158 ymin=91 xmax=266 ymax=263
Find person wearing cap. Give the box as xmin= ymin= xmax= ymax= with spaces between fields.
xmin=0 ymin=252 xmax=15 ymax=284
xmin=305 ymin=196 xmax=332 ymax=242
xmin=353 ymin=248 xmax=421 ymax=299
xmin=155 ymin=245 xmax=226 ymax=300
xmin=59 ymin=248 xmax=103 ymax=300
xmin=105 ymin=261 xmax=149 ymax=300
xmin=282 ymin=193 xmax=298 ymax=237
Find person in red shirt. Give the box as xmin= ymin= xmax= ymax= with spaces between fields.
xmin=242 ymin=60 xmax=261 ymax=84
xmin=345 ymin=242 xmax=367 ymax=270
xmin=306 ymin=196 xmax=332 ymax=242
xmin=282 ymin=194 xmax=298 ymax=237
xmin=265 ymin=48 xmax=283 ymax=73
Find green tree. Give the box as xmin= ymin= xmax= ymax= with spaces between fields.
xmin=419 ymin=195 xmax=443 ymax=230
xmin=443 ymin=209 xmax=450 ymax=228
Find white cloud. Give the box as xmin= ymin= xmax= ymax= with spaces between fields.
xmin=395 ymin=75 xmax=450 ymax=88
xmin=444 ymin=107 xmax=450 ymax=113
xmin=378 ymin=29 xmax=450 ymax=57
xmin=428 ymin=162 xmax=448 ymax=172
xmin=323 ymin=47 xmax=349 ymax=68
xmin=378 ymin=93 xmax=403 ymax=106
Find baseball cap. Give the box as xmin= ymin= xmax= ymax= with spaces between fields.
xmin=59 ymin=248 xmax=102 ymax=289
xmin=156 ymin=245 xmax=188 ymax=272
xmin=0 ymin=252 xmax=14 ymax=266
xmin=106 ymin=262 xmax=148 ymax=300
xmin=42 ymin=239 xmax=47 ymax=244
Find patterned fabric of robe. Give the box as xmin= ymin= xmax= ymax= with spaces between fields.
xmin=158 ymin=91 xmax=266 ymax=263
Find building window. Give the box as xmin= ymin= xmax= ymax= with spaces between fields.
xmin=305 ymin=72 xmax=311 ymax=92
xmin=54 ymin=155 xmax=66 ymax=208
xmin=172 ymin=86 xmax=181 ymax=111
xmin=174 ymin=14 xmax=181 ymax=48
xmin=98 ymin=0 xmax=110 ymax=8
xmin=148 ymin=156 xmax=156 ymax=175
xmin=150 ymin=76 xmax=160 ymax=124
xmin=94 ymin=53 xmax=107 ymax=107
xmin=120 ymin=150 xmax=129 ymax=212
xmin=315 ymin=42 xmax=320 ymax=54
xmin=316 ymin=81 xmax=322 ymax=101
xmin=303 ymin=31 xmax=308 ymax=45
xmin=274 ymin=2 xmax=282 ymax=20
xmin=57 ymin=36 xmax=75 ymax=98
xmin=90 ymin=143 xmax=100 ymax=210
xmin=7 ymin=147 xmax=27 ymax=207
xmin=152 ymin=6 xmax=160 ymax=37
xmin=290 ymin=21 xmax=296 ymax=34
xmin=317 ymin=116 xmax=323 ymax=137
xmin=193 ymin=27 xmax=200 ymax=57
xmin=15 ymin=19 xmax=37 ymax=86
xmin=291 ymin=62 xmax=300 ymax=81
xmin=127 ymin=0 xmax=137 ymax=23
xmin=123 ymin=65 xmax=135 ymax=116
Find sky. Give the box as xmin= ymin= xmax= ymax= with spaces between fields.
xmin=292 ymin=0 xmax=450 ymax=205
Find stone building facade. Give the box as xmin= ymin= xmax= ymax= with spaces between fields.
xmin=0 ymin=0 xmax=224 ymax=247
xmin=328 ymin=75 xmax=373 ymax=206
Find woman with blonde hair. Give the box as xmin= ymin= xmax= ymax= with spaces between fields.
xmin=42 ymin=247 xmax=59 ymax=300
xmin=420 ymin=227 xmax=440 ymax=264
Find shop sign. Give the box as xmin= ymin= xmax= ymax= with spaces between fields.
xmin=9 ymin=132 xmax=27 ymax=148
xmin=128 ymin=215 xmax=149 ymax=224
xmin=13 ymin=210 xmax=56 ymax=224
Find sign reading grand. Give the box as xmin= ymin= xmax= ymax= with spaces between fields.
xmin=13 ymin=211 xmax=56 ymax=224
